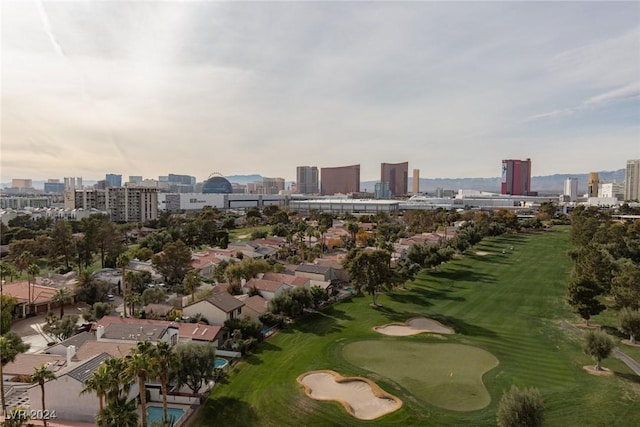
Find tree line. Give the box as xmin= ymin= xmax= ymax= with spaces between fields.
xmin=566 ymin=206 xmax=640 ymax=343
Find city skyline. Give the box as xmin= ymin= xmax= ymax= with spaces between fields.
xmin=2 ymin=1 xmax=639 ymax=182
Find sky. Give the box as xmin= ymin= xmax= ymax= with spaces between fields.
xmin=1 ymin=0 xmax=639 ymax=183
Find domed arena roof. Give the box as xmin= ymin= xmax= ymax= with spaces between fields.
xmin=202 ymin=176 xmax=232 ymax=194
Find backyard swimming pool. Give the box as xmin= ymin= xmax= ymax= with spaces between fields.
xmin=147 ymin=406 xmax=185 ymax=426
xmin=214 ymin=357 xmax=229 ymax=369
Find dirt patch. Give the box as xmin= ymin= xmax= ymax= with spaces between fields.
xmin=475 ymin=251 xmax=491 ymax=256
xmin=583 ymin=366 xmax=614 ymax=376
xmin=572 ymin=323 xmax=601 ymax=330
xmin=297 ymin=370 xmax=402 ymax=420
xmin=621 ymin=339 xmax=640 ymax=347
xmin=374 ymin=317 xmax=454 ymax=336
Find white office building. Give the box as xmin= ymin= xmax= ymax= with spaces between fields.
xmin=564 ymin=178 xmax=578 ymax=202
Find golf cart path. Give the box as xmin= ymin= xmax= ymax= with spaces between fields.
xmin=560 ymin=320 xmax=640 ymax=376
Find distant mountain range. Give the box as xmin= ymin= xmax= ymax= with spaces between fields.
xmin=2 ymin=169 xmax=626 ymax=195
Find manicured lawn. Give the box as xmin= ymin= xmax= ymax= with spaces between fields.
xmin=192 ymin=227 xmax=640 ymax=426
xmin=342 ymin=341 xmax=498 ymax=411
xmin=228 ymin=226 xmax=271 ymax=242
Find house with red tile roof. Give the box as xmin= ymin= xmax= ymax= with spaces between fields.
xmin=260 ymin=272 xmax=309 ymax=288
xmin=2 ymin=281 xmax=65 ymax=317
xmin=240 ymin=295 xmax=270 ymax=323
xmin=244 ymin=278 xmax=293 ymax=301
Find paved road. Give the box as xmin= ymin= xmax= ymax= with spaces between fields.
xmin=560 ymin=320 xmax=640 ymax=376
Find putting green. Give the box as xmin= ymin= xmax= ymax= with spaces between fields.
xmin=342 ymin=341 xmax=498 ymax=412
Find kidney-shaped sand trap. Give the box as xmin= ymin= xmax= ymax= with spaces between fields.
xmin=297 ymin=370 xmax=402 ymax=420
xmin=374 ymin=317 xmax=454 ymax=336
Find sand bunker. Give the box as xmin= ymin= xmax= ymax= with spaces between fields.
xmin=583 ymin=365 xmax=614 ymax=376
xmin=374 ymin=317 xmax=454 ymax=336
xmin=297 ymin=370 xmax=402 ymax=420
xmin=475 ymin=251 xmax=491 ymax=256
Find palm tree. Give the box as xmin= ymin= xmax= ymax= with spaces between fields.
xmin=98 ymin=397 xmax=139 ymax=427
xmin=0 ymin=261 xmax=17 ymax=286
xmin=81 ymin=364 xmax=111 ymax=427
xmin=125 ymin=341 xmax=159 ymax=427
xmin=31 ymin=365 xmax=56 ymax=427
xmin=52 ymin=288 xmax=73 ymax=317
xmin=103 ymin=357 xmax=133 ymax=401
xmin=183 ymin=270 xmax=201 ymax=303
xmin=0 ymin=332 xmax=30 ymax=414
xmin=117 ymin=254 xmax=131 ymax=317
xmin=14 ymin=251 xmax=35 ymax=279
xmin=155 ymin=341 xmax=175 ymax=425
xmin=26 ymin=263 xmax=40 ymax=313
xmin=125 ymin=270 xmax=141 ymax=294
xmin=124 ymin=292 xmax=142 ymax=318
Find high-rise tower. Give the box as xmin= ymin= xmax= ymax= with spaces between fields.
xmin=588 ymin=172 xmax=600 ymax=198
xmin=564 ymin=177 xmax=578 ymax=202
xmin=501 ymin=159 xmax=531 ymax=196
xmin=413 ymin=169 xmax=420 ymax=194
xmin=296 ymin=166 xmax=319 ymax=194
xmin=381 ymin=162 xmax=408 ymax=196
xmin=625 ymin=159 xmax=640 ymax=201
xmin=320 ymin=164 xmax=360 ymax=195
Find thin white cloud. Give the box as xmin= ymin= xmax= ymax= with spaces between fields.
xmin=35 ymin=0 xmax=65 ymax=57
xmin=525 ymin=81 xmax=640 ymax=122
xmin=584 ymin=81 xmax=640 ymax=106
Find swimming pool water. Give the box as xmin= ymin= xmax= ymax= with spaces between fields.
xmin=147 ymin=406 xmax=184 ymax=426
xmin=214 ymin=357 xmax=228 ymax=369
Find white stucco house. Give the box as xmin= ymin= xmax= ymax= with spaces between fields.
xmin=182 ymin=293 xmax=245 ymax=326
xmin=27 ymin=352 xmax=139 ymax=423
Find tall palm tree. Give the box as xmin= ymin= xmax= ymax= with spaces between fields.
xmin=125 ymin=341 xmax=159 ymax=427
xmin=26 ymin=263 xmax=40 ymax=312
xmin=98 ymin=397 xmax=139 ymax=427
xmin=81 ymin=364 xmax=111 ymax=427
xmin=0 ymin=332 xmax=30 ymax=414
xmin=125 ymin=270 xmax=141 ymax=294
xmin=31 ymin=365 xmax=56 ymax=427
xmin=117 ymin=254 xmax=131 ymax=317
xmin=52 ymin=288 xmax=73 ymax=317
xmin=155 ymin=341 xmax=175 ymax=425
xmin=183 ymin=270 xmax=201 ymax=303
xmin=124 ymin=292 xmax=142 ymax=319
xmin=103 ymin=357 xmax=133 ymax=401
xmin=14 ymin=251 xmax=35 ymax=279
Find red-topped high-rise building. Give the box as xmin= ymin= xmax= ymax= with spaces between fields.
xmin=501 ymin=159 xmax=532 ymax=196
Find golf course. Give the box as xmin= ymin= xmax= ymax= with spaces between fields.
xmin=192 ymin=226 xmax=640 ymax=426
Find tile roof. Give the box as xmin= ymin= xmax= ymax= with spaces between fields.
xmin=243 ymin=295 xmax=269 ymax=315
xmin=53 ymin=331 xmax=96 ymax=349
xmin=201 ymin=292 xmax=245 ymax=313
xmin=179 ymin=323 xmax=222 ymax=342
xmin=3 ymin=354 xmax=66 ymax=377
xmin=66 ymin=352 xmax=111 ymax=383
xmin=294 ymin=264 xmax=332 ymax=275
xmin=2 ymin=281 xmax=58 ymax=304
xmin=246 ymin=278 xmax=292 ymax=293
xmin=74 ymin=341 xmax=135 ymax=361
xmin=261 ymin=273 xmax=309 ymax=287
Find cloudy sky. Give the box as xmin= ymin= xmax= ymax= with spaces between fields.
xmin=1 ymin=1 xmax=639 ymax=183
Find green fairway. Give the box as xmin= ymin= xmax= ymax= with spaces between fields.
xmin=228 ymin=226 xmax=270 ymax=242
xmin=341 ymin=341 xmax=498 ymax=411
xmin=192 ymin=227 xmax=640 ymax=427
